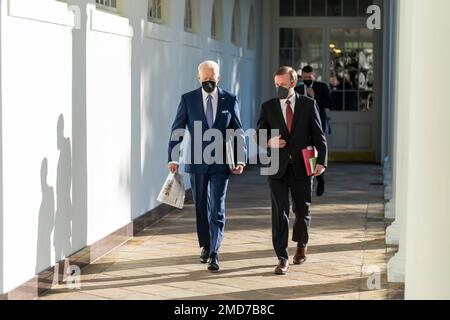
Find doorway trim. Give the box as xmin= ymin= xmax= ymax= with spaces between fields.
xmin=272 ymin=1 xmax=383 ymax=162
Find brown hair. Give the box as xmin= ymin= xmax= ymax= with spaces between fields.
xmin=274 ymin=66 xmax=298 ymax=83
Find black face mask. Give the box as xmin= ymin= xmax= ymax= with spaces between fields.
xmin=303 ymin=80 xmax=313 ymax=87
xmin=202 ymin=81 xmax=217 ymax=94
xmin=276 ymin=86 xmax=291 ymax=100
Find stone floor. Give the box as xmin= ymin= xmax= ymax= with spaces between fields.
xmin=40 ymin=163 xmax=404 ymax=300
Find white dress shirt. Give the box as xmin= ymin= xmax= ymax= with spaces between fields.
xmin=279 ymin=93 xmax=296 ymax=124
xmin=202 ymin=88 xmax=218 ymax=123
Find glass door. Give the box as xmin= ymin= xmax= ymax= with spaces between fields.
xmin=328 ymin=27 xmax=375 ymax=112
xmin=277 ymin=24 xmax=379 ymax=162
xmin=326 ymin=26 xmax=377 ymax=162
xmin=279 ymin=27 xmax=325 ymax=81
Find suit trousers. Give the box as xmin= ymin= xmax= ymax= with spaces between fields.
xmin=269 ymin=165 xmax=313 ymax=261
xmin=190 ymin=170 xmax=229 ymax=258
xmin=317 ymin=172 xmax=325 ymax=184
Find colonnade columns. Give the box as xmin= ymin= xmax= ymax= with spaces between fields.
xmin=385 ymin=0 xmax=413 ymax=284
xmin=400 ymin=0 xmax=450 ymax=299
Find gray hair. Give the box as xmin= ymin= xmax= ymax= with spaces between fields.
xmin=198 ymin=60 xmax=220 ymax=76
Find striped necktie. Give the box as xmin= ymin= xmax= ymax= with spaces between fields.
xmin=206 ymin=95 xmax=214 ymax=128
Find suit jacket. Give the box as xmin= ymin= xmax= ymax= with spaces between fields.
xmin=295 ymin=81 xmax=332 ymax=133
xmin=168 ymin=87 xmax=246 ymax=175
xmin=257 ymin=93 xmax=328 ymax=180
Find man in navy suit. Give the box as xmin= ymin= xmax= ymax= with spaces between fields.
xmin=168 ymin=61 xmax=246 ymax=273
xmin=295 ymin=66 xmax=332 ymax=197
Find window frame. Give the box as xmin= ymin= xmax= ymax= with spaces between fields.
xmin=148 ymin=0 xmax=163 ymax=24
xmin=231 ymin=0 xmax=242 ymax=46
xmin=184 ymin=0 xmax=194 ymax=33
xmin=211 ymin=0 xmax=223 ymax=40
xmin=95 ymin=0 xmax=118 ymax=14
xmin=278 ymin=0 xmax=374 ymax=18
xmin=247 ymin=5 xmax=255 ymax=50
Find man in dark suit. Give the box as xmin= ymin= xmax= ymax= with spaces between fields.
xmin=257 ymin=66 xmax=327 ymax=275
xmin=295 ymin=65 xmax=332 ymax=197
xmin=168 ymin=61 xmax=246 ymax=273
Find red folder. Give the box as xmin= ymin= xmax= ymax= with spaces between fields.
xmin=302 ymin=146 xmax=318 ymax=177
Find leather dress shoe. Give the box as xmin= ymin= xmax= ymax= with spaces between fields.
xmin=274 ymin=259 xmax=289 ymax=275
xmin=208 ymin=257 xmax=220 ymax=272
xmin=200 ymin=247 xmax=210 ymax=264
xmin=293 ymin=247 xmax=307 ymax=265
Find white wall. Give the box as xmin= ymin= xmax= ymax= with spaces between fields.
xmin=1 ymin=0 xmax=74 ymax=293
xmin=85 ymin=8 xmax=133 ymax=246
xmin=0 ymin=0 xmax=262 ymax=294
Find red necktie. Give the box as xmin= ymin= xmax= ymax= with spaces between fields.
xmin=286 ymin=100 xmax=293 ymax=134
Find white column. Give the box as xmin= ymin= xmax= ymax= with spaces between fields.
xmin=387 ymin=0 xmax=412 ymax=283
xmin=386 ymin=219 xmax=399 ymax=246
xmin=384 ymin=0 xmax=398 ymax=242
xmin=383 ymin=157 xmax=392 ymax=185
xmin=0 ymin=0 xmax=4 ymax=296
xmin=384 ymin=158 xmax=395 ymax=221
xmin=384 ymin=155 xmax=394 ymax=214
xmin=384 ymin=197 xmax=395 ymax=219
xmin=402 ymin=0 xmax=450 ymax=300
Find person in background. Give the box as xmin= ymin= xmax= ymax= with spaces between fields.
xmin=295 ymin=65 xmax=332 ymax=197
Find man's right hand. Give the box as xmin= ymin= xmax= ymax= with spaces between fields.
xmin=268 ymin=135 xmax=287 ymax=149
xmin=168 ymin=163 xmax=179 ymax=173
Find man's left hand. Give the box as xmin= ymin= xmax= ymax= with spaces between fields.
xmin=314 ymin=164 xmax=326 ymax=177
xmin=306 ymin=87 xmax=315 ymax=98
xmin=232 ymin=165 xmax=245 ymax=175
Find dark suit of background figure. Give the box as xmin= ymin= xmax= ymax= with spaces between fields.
xmin=295 ymin=81 xmax=332 ymax=192
xmin=295 ymin=81 xmax=332 ymax=134
xmin=257 ymin=93 xmax=328 ymax=261
xmin=168 ymin=87 xmax=246 ymax=259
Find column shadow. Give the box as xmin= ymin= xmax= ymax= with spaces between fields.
xmin=35 ymin=159 xmax=55 ymax=274
xmin=53 ymin=115 xmax=73 ymax=269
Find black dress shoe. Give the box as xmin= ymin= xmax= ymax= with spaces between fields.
xmin=200 ymin=247 xmax=209 ymax=264
xmin=317 ymin=178 xmax=325 ymax=197
xmin=208 ymin=257 xmax=220 ymax=272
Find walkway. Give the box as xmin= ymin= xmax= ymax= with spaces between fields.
xmin=40 ymin=164 xmax=404 ymax=300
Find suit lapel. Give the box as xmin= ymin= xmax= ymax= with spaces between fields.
xmin=195 ymin=88 xmax=209 ymax=128
xmin=213 ymin=88 xmax=226 ymax=129
xmin=275 ymin=99 xmax=290 ymax=136
xmin=291 ymin=92 xmax=302 ymax=134
xmin=299 ymin=84 xmax=306 ymax=96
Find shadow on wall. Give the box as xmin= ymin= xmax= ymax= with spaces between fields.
xmin=35 ymin=158 xmax=55 ymax=274
xmin=54 ymin=115 xmax=73 ymax=263
xmin=35 ymin=0 xmax=89 ymax=282
xmin=35 ymin=115 xmax=73 ymax=275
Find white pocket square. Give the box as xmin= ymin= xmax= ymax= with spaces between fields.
xmin=222 ymin=110 xmax=230 ymax=114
